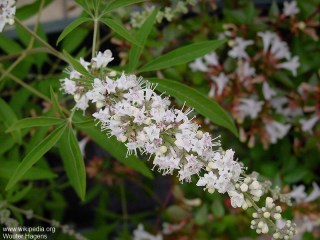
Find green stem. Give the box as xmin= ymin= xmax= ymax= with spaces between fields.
xmin=92 ymin=19 xmax=99 ymax=58
xmin=14 ymin=18 xmax=65 ymax=62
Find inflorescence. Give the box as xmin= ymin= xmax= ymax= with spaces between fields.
xmin=60 ymin=49 xmax=297 ymax=239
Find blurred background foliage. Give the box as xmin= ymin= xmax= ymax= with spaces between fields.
xmin=0 ymin=0 xmax=319 ymax=239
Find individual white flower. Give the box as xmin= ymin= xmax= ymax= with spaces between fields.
xmin=204 ymin=52 xmax=219 ymax=66
xmin=60 ymin=78 xmax=77 ymax=95
xmin=0 ymin=0 xmax=16 ymax=32
xmin=236 ymin=98 xmax=264 ymax=120
xmin=265 ymin=121 xmax=291 ymax=144
xmin=300 ymin=115 xmax=319 ymax=134
xmin=133 ymin=224 xmax=162 ymax=240
xmin=196 ymin=171 xmax=218 ymax=190
xmin=236 ymin=61 xmax=256 ymax=81
xmin=211 ymin=72 xmax=229 ymax=96
xmin=262 ymin=82 xmax=276 ymax=100
xmin=228 ymin=37 xmax=253 ymax=59
xmin=277 ymin=56 xmax=300 ymax=76
xmin=92 ymin=50 xmax=114 ymax=68
xmin=189 ymin=58 xmax=208 ymax=72
xmin=283 ymin=1 xmax=300 ymax=17
xmin=304 ymin=182 xmax=320 ymax=203
xmin=228 ymin=190 xmax=244 ymax=208
xmin=75 ymin=95 xmax=89 ymax=112
xmin=258 ymin=31 xmax=276 ymax=54
xmin=289 ymin=185 xmax=307 ymax=203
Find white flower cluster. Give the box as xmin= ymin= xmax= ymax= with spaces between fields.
xmin=130 ymin=0 xmax=197 ymax=28
xmin=0 ymin=0 xmax=16 ymax=32
xmin=60 ymin=49 xmax=297 ymax=238
xmin=188 ymin=29 xmax=302 ymax=146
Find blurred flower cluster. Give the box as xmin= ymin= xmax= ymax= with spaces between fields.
xmin=188 ymin=0 xmax=320 ymax=149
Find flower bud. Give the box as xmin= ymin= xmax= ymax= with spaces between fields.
xmin=196 ymin=130 xmax=203 ymax=139
xmin=208 ymin=188 xmax=215 ymax=194
xmin=263 ymin=212 xmax=270 ymax=218
xmin=96 ymin=101 xmax=104 ymax=108
xmin=240 ymin=183 xmax=248 ymax=192
xmin=273 ymin=213 xmax=281 ymax=220
xmin=74 ymin=94 xmax=81 ymax=101
xmin=159 ymin=146 xmax=168 ymax=154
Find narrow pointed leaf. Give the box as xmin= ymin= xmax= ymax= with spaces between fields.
xmin=6 ymin=124 xmax=67 ymax=190
xmin=127 ymin=8 xmax=158 ymax=72
xmin=148 ymin=78 xmax=238 ymax=137
xmin=139 ymin=40 xmax=226 ymax=72
xmin=0 ymin=98 xmax=22 ymax=144
xmin=6 ymin=117 xmax=65 ymax=132
xmin=104 ymin=0 xmax=145 ymax=13
xmin=57 ymin=17 xmax=91 ymax=45
xmin=59 ymin=127 xmax=86 ymax=200
xmin=50 ymin=87 xmax=64 ymax=117
xmin=100 ymin=18 xmax=141 ymax=46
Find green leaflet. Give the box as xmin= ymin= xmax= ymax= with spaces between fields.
xmin=6 ymin=123 xmax=67 ymax=190
xmin=127 ymin=8 xmax=159 ymax=72
xmin=59 ymin=126 xmax=86 ymax=201
xmin=6 ymin=117 xmax=65 ymax=132
xmin=100 ymin=18 xmax=141 ymax=46
xmin=57 ymin=17 xmax=91 ymax=45
xmin=138 ymin=40 xmax=226 ymax=72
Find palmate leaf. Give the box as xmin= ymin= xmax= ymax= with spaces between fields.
xmin=148 ymin=78 xmax=238 ymax=137
xmin=100 ymin=18 xmax=141 ymax=46
xmin=57 ymin=17 xmax=91 ymax=45
xmin=138 ymin=40 xmax=226 ymax=72
xmin=127 ymin=8 xmax=159 ymax=72
xmin=6 ymin=117 xmax=65 ymax=132
xmin=6 ymin=124 xmax=67 ymax=190
xmin=59 ymin=126 xmax=86 ymax=201
xmin=74 ymin=115 xmax=153 ymax=179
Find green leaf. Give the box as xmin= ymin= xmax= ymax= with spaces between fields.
xmin=6 ymin=117 xmax=64 ymax=132
xmin=148 ymin=78 xmax=238 ymax=136
xmin=16 ymin=0 xmax=53 ymax=20
xmin=211 ymin=200 xmax=225 ymax=218
xmin=127 ymin=8 xmax=158 ymax=72
xmin=6 ymin=124 xmax=67 ymax=190
xmin=284 ymin=169 xmax=308 ymax=184
xmin=63 ymin=50 xmax=94 ymax=81
xmin=0 ymin=35 xmax=23 ymax=54
xmin=100 ymin=18 xmax=141 ymax=46
xmin=139 ymin=40 xmax=226 ymax=72
xmin=57 ymin=17 xmax=91 ymax=45
xmin=50 ymin=87 xmax=64 ymax=117
xmin=0 ymin=162 xmax=56 ymax=181
xmin=73 ymin=119 xmax=95 ymax=128
xmin=0 ymin=98 xmax=22 ymax=143
xmin=59 ymin=127 xmax=86 ymax=201
xmin=74 ymin=115 xmax=153 ymax=179
xmin=103 ymin=0 xmax=145 ymax=13
xmin=195 ymin=204 xmax=208 ymax=226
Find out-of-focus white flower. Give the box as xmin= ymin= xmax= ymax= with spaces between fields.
xmin=236 ymin=61 xmax=256 ymax=81
xmin=78 ymin=137 xmax=89 ymax=157
xmin=289 ymin=185 xmax=307 ymax=203
xmin=228 ymin=37 xmax=253 ymax=59
xmin=236 ymin=98 xmax=264 ymax=120
xmin=262 ymin=82 xmax=276 ymax=100
xmin=162 ymin=222 xmax=184 ymax=235
xmin=300 ymin=115 xmax=319 ymax=134
xmin=283 ymin=1 xmax=300 ymax=17
xmin=0 ymin=0 xmax=16 ymax=32
xmin=204 ymin=52 xmax=219 ymax=66
xmin=265 ymin=121 xmax=291 ymax=144
xmin=133 ymin=224 xmax=162 ymax=240
xmin=258 ymin=31 xmax=275 ymax=53
xmin=277 ymin=56 xmax=300 ymax=76
xmin=189 ymin=58 xmax=208 ymax=72
xmin=305 ymin=182 xmax=320 ymax=202
xmin=211 ymin=72 xmax=229 ymax=96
